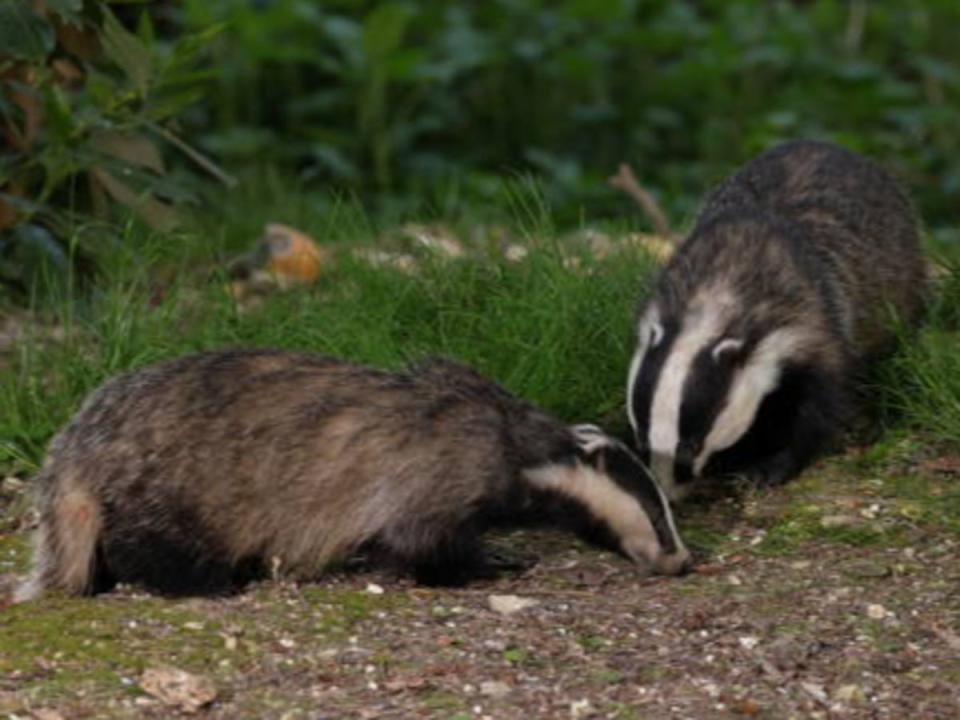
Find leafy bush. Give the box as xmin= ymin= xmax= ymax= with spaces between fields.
xmin=0 ymin=0 xmax=221 ymax=300
xmin=177 ymin=0 xmax=960 ymax=227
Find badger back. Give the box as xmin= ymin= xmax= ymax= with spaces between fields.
xmin=34 ymin=351 xmax=520 ymax=581
xmin=627 ymin=141 xmax=926 ymax=499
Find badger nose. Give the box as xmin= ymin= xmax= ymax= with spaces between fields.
xmin=655 ymin=546 xmax=693 ymax=576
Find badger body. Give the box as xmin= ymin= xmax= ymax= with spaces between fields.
xmin=17 ymin=349 xmax=688 ymax=600
xmin=627 ymin=140 xmax=927 ymax=501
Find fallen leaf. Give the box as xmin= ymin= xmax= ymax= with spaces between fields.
xmin=919 ymin=455 xmax=960 ymax=475
xmin=488 ymin=594 xmax=539 ymax=616
xmin=261 ymin=223 xmax=327 ymax=286
xmin=480 ymin=680 xmax=511 ymax=698
xmin=140 ymin=666 xmax=217 ymax=714
xmin=931 ymin=623 xmax=960 ymax=652
xmin=31 ymin=710 xmax=65 ymax=720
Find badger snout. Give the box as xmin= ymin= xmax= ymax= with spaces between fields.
xmin=654 ymin=546 xmax=693 ymax=576
xmin=622 ymin=538 xmax=692 ymax=577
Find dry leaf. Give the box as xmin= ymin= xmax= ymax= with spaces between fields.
xmin=488 ymin=594 xmax=539 ymax=616
xmin=261 ymin=223 xmax=327 ymax=286
xmin=91 ymin=130 xmax=165 ymax=174
xmin=140 ymin=666 xmax=217 ymax=714
xmin=919 ymin=455 xmax=960 ymax=475
xmin=90 ymin=168 xmax=178 ymax=230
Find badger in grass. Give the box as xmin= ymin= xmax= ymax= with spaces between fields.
xmin=627 ymin=140 xmax=927 ymax=501
xmin=16 ymin=349 xmax=689 ymax=600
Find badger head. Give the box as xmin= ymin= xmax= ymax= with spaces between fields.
xmin=626 ymin=290 xmax=819 ymax=501
xmin=524 ymin=423 xmax=690 ymax=575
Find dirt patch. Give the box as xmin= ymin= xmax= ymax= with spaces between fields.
xmin=1 ymin=450 xmax=958 ymax=719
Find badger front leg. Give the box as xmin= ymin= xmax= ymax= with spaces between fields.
xmin=749 ymin=387 xmax=840 ymax=487
xmin=380 ymin=517 xmax=487 ymax=587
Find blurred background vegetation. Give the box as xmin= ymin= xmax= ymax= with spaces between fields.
xmin=2 ymin=0 xmax=959 ymax=298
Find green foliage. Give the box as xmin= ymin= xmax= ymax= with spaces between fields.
xmin=177 ymin=0 xmax=960 ymax=226
xmin=0 ymin=0 xmax=221 ymax=300
xmin=0 ymin=193 xmax=658 ymax=472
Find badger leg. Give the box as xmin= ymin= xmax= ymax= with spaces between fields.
xmin=380 ymin=519 xmax=486 ymax=587
xmin=15 ymin=488 xmax=104 ymax=602
xmin=751 ymin=391 xmax=839 ymax=487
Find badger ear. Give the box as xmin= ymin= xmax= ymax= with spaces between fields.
xmin=711 ymin=337 xmax=744 ymax=363
xmin=570 ymin=425 xmax=614 ymax=470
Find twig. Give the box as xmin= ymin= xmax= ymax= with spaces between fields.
xmin=148 ymin=122 xmax=238 ymax=189
xmin=845 ymin=0 xmax=867 ymax=53
xmin=608 ymin=163 xmax=673 ymax=241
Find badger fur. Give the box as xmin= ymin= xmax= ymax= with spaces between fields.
xmin=627 ymin=140 xmax=927 ymax=501
xmin=16 ymin=349 xmax=689 ymax=600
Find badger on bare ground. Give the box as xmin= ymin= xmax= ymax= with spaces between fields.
xmin=16 ymin=350 xmax=689 ymax=600
xmin=626 ymin=140 xmax=927 ymax=501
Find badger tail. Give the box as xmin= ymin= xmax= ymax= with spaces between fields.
xmin=15 ymin=487 xmax=103 ymax=602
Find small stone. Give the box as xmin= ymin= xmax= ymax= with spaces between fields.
xmin=1 ymin=476 xmax=24 ymax=492
xmin=480 ymin=680 xmax=511 ymax=698
xmin=488 ymin=594 xmax=539 ymax=616
xmin=843 ymin=561 xmax=891 ymax=579
xmin=866 ymin=604 xmax=887 ymax=620
xmin=32 ymin=710 xmax=66 ymax=720
xmin=279 ymin=637 xmax=296 ymax=649
xmin=570 ymin=698 xmax=594 ymax=718
xmin=365 ymin=583 xmax=385 ymax=595
xmin=727 ymin=574 xmax=743 ymax=586
xmin=504 ymin=244 xmax=529 ymax=262
xmin=820 ymin=515 xmax=858 ymax=529
xmin=833 ymin=684 xmax=866 ymax=703
xmin=738 ymin=636 xmax=760 ymax=651
xmin=182 ymin=621 xmax=204 ymax=631
xmin=801 ymin=682 xmax=828 ymax=703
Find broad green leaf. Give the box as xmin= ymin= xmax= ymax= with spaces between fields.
xmin=44 ymin=0 xmax=84 ymax=25
xmin=362 ymin=4 xmax=412 ymax=61
xmin=91 ymin=130 xmax=165 ymax=174
xmin=101 ymin=6 xmax=152 ymax=95
xmin=0 ymin=3 xmax=54 ymax=61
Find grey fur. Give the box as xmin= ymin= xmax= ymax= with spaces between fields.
xmin=629 ymin=140 xmax=927 ymax=496
xmin=18 ymin=350 xmax=688 ymax=600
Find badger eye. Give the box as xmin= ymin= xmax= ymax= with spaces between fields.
xmin=711 ymin=337 xmax=744 ymax=363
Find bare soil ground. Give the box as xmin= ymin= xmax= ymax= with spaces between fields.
xmin=1 ymin=445 xmax=958 ymax=720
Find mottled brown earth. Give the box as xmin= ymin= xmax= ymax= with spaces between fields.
xmin=1 ymin=445 xmax=958 ymax=720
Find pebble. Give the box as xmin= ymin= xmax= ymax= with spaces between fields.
xmin=480 ymin=681 xmax=511 ymax=698
xmin=365 ymin=583 xmax=385 ymax=595
xmin=488 ymin=594 xmax=540 ymax=616
xmin=833 ymin=684 xmax=866 ymax=702
xmin=570 ymin=699 xmax=594 ymax=719
xmin=821 ymin=514 xmax=859 ymax=529
xmin=866 ymin=604 xmax=887 ymax=620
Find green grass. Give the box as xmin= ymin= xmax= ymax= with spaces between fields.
xmin=4 ymin=190 xmax=960 ymax=484
xmin=0 ymin=191 xmax=660 ymax=474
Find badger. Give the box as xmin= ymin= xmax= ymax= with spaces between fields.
xmin=16 ymin=349 xmax=689 ymax=600
xmin=626 ymin=140 xmax=927 ymax=501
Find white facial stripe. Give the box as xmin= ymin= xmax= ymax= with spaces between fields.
xmin=694 ymin=327 xmax=808 ymax=474
xmin=524 ymin=462 xmax=665 ymax=564
xmin=626 ymin=306 xmax=661 ymax=434
xmin=648 ymin=293 xmax=732 ymax=496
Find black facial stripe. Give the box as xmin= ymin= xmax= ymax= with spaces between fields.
xmin=602 ymin=445 xmax=678 ymax=554
xmin=704 ymin=363 xmax=814 ymax=477
xmin=630 ymin=319 xmax=679 ymax=447
xmin=677 ymin=346 xmax=740 ymax=460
